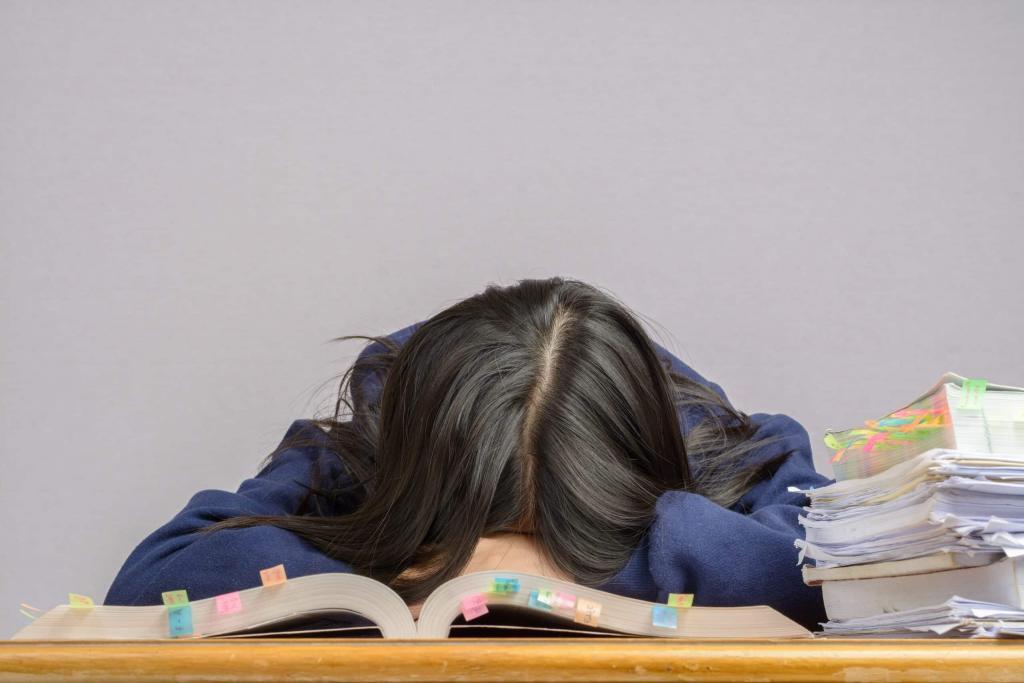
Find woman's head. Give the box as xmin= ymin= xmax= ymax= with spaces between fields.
xmin=208 ymin=277 xmax=784 ymax=604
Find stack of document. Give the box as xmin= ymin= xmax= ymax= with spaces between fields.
xmin=793 ymin=448 xmax=1024 ymax=569
xmin=793 ymin=447 xmax=1024 ymax=637
xmin=820 ymin=597 xmax=1024 ymax=638
xmin=796 ymin=373 xmax=1024 ymax=637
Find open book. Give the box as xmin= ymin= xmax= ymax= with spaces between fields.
xmin=13 ymin=570 xmax=810 ymax=640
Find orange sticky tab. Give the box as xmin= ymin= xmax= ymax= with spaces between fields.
xmin=667 ymin=593 xmax=694 ymax=608
xmin=68 ymin=593 xmax=94 ymax=609
xmin=574 ymin=598 xmax=602 ymax=627
xmin=161 ymin=590 xmax=189 ymax=606
xmin=260 ymin=564 xmax=287 ymax=587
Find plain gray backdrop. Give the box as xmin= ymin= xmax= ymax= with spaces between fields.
xmin=1 ymin=1 xmax=1022 ymax=639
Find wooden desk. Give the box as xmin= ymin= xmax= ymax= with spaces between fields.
xmin=3 ymin=638 xmax=1024 ymax=682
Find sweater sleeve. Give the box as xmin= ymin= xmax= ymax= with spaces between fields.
xmin=103 ymin=420 xmax=354 ymax=606
xmin=645 ymin=411 xmax=834 ymax=631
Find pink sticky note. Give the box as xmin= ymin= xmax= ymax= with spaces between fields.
xmin=215 ymin=592 xmax=243 ymax=615
xmin=553 ymin=591 xmax=577 ymax=610
xmin=460 ymin=594 xmax=489 ymax=622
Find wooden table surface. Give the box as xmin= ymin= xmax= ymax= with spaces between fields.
xmin=3 ymin=637 xmax=1024 ymax=682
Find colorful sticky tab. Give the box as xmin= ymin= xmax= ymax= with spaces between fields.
xmin=574 ymin=598 xmax=602 ymax=627
xmin=667 ymin=593 xmax=694 ymax=608
xmin=260 ymin=564 xmax=287 ymax=587
xmin=862 ymin=432 xmax=886 ymax=453
xmin=167 ymin=604 xmax=193 ymax=638
xmin=489 ymin=577 xmax=520 ymax=594
xmin=959 ymin=379 xmax=988 ymax=410
xmin=215 ymin=591 xmax=243 ymax=615
xmin=527 ymin=589 xmax=556 ymax=610
xmin=652 ymin=604 xmax=679 ymax=629
xmin=68 ymin=593 xmax=94 ymax=609
xmin=553 ymin=591 xmax=576 ymax=610
xmin=161 ymin=589 xmax=189 ymax=607
xmin=460 ymin=593 xmax=489 ymax=622
xmin=823 ymin=433 xmax=840 ymax=450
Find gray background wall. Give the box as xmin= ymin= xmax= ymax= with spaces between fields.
xmin=2 ymin=1 xmax=1021 ymax=638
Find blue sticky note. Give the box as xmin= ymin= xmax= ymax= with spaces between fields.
xmin=168 ymin=604 xmax=193 ymax=638
xmin=651 ymin=604 xmax=678 ymax=629
xmin=527 ymin=589 xmax=553 ymax=611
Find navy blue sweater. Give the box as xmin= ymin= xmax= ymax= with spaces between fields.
xmin=104 ymin=320 xmax=833 ymax=630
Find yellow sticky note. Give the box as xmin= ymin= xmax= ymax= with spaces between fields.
xmin=668 ymin=593 xmax=694 ymax=608
xmin=68 ymin=593 xmax=94 ymax=609
xmin=161 ymin=589 xmax=189 ymax=606
xmin=574 ymin=598 xmax=602 ymax=627
xmin=260 ymin=564 xmax=287 ymax=587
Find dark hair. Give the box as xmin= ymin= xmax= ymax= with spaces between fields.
xmin=204 ymin=277 xmax=788 ymax=605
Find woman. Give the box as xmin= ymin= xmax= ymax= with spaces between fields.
xmin=104 ymin=277 xmax=832 ymax=629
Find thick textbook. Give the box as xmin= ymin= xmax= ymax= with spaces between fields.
xmin=12 ymin=570 xmax=810 ymax=640
xmin=801 ymin=549 xmax=998 ymax=584
xmin=820 ymin=555 xmax=1024 ymax=621
xmin=824 ymin=372 xmax=1024 ymax=482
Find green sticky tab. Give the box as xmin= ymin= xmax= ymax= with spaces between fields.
xmin=823 ymin=433 xmax=840 ymax=450
xmin=959 ymin=379 xmax=988 ymax=410
xmin=667 ymin=593 xmax=694 ymax=608
xmin=68 ymin=593 xmax=94 ymax=609
xmin=489 ymin=577 xmax=520 ymax=594
xmin=161 ymin=590 xmax=189 ymax=607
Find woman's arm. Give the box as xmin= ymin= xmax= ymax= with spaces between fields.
xmin=103 ymin=420 xmax=354 ymax=606
xmin=624 ymin=336 xmax=832 ymax=628
xmin=644 ymin=411 xmax=832 ymax=630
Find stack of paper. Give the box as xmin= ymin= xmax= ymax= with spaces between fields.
xmin=820 ymin=597 xmax=1024 ymax=638
xmin=793 ymin=448 xmax=1024 ymax=569
xmin=797 ymin=373 xmax=1024 ymax=637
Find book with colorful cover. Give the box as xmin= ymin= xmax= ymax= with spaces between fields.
xmin=824 ymin=372 xmax=1024 ymax=482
